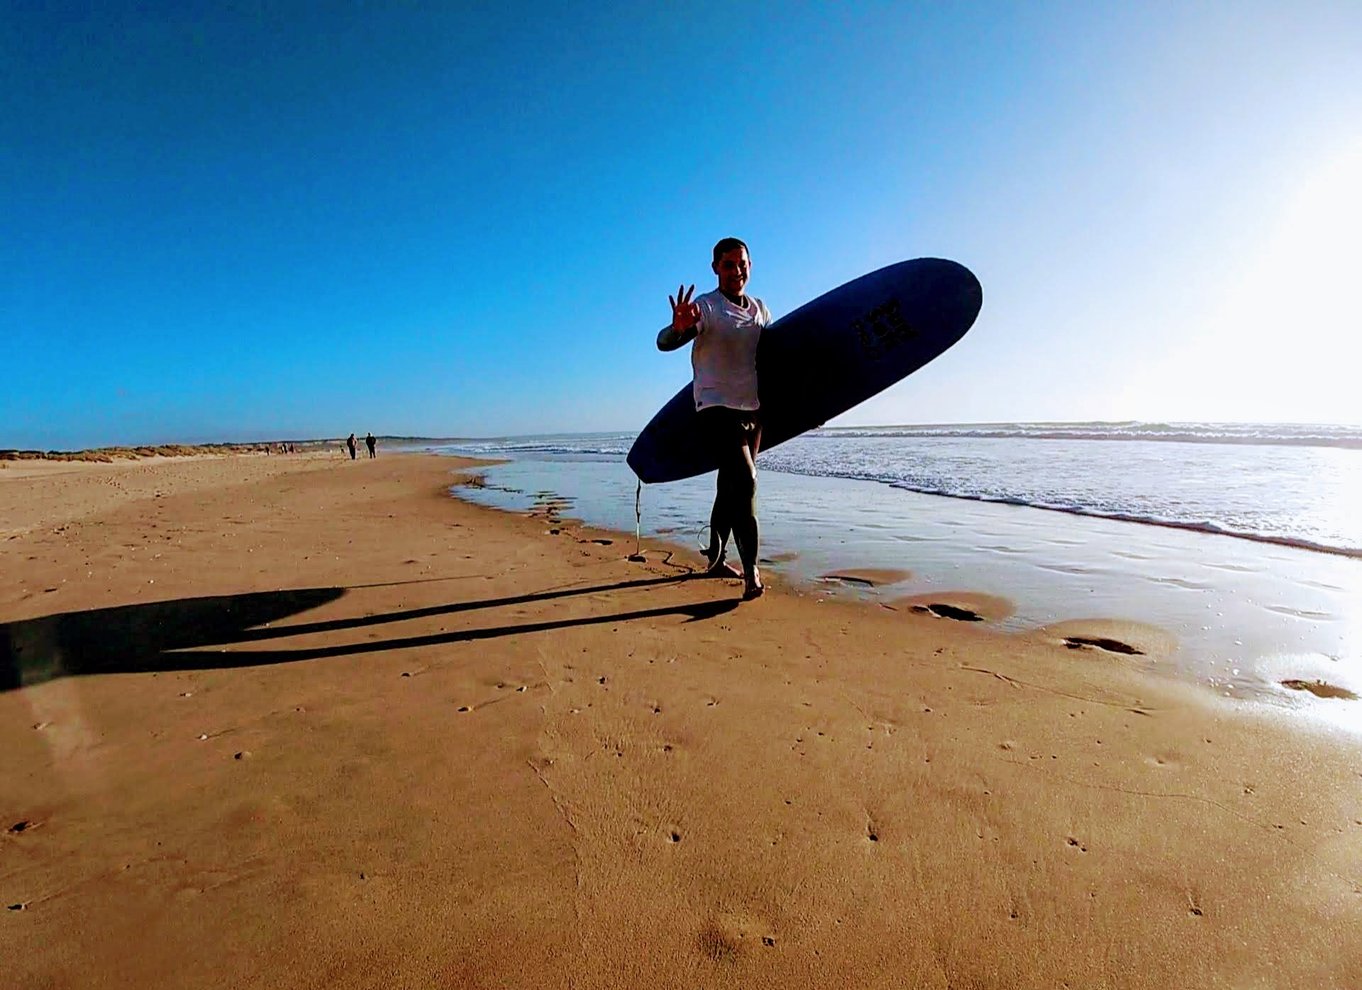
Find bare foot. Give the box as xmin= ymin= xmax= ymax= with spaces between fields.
xmin=704 ymin=552 xmax=742 ymax=579
xmin=743 ymin=567 xmax=764 ymax=600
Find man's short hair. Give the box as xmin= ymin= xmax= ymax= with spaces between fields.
xmin=712 ymin=237 xmax=749 ymax=264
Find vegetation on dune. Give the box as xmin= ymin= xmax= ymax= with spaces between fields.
xmin=0 ymin=441 xmax=337 ymax=462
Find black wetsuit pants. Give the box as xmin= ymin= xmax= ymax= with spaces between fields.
xmin=700 ymin=406 xmax=760 ymax=576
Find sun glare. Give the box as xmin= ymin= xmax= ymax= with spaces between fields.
xmin=1150 ymin=142 xmax=1362 ymax=424
xmin=1232 ymin=143 xmax=1362 ymax=349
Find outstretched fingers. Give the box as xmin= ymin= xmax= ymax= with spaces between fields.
xmin=669 ymin=284 xmax=699 ymax=330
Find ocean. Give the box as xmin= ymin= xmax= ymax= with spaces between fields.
xmin=422 ymin=422 xmax=1362 ymax=729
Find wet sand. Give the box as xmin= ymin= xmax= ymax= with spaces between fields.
xmin=453 ymin=454 xmax=1362 ymax=718
xmin=2 ymin=453 xmax=1361 ymax=988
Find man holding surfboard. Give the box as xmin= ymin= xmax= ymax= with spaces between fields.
xmin=657 ymin=237 xmax=769 ymax=600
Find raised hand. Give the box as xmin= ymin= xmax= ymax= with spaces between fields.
xmin=669 ymin=283 xmax=700 ymax=333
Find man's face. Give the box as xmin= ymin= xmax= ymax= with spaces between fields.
xmin=713 ymin=247 xmax=751 ymax=297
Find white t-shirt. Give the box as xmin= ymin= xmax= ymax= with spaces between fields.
xmin=691 ymin=289 xmax=771 ymax=412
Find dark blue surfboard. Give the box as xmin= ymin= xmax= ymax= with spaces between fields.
xmin=627 ymin=258 xmax=982 ymax=484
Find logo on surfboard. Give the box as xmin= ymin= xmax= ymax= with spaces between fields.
xmin=853 ymin=298 xmax=919 ymax=359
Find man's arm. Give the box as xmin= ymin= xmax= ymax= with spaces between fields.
xmin=656 ymin=323 xmax=698 ymax=351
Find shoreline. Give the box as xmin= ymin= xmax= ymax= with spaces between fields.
xmin=444 ymin=452 xmax=1362 ymax=727
xmin=756 ymin=471 xmax=1362 ymax=560
xmin=4 ymin=452 xmax=1360 ymax=987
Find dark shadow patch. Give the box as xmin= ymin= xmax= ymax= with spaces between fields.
xmin=164 ymin=598 xmax=739 ymax=667
xmin=912 ymin=603 xmax=983 ymax=622
xmin=1064 ymin=636 xmax=1143 ymax=655
xmin=5 ymin=571 xmax=735 ymax=689
xmin=3 ymin=573 xmax=721 ymax=691
xmin=1281 ymin=679 xmax=1358 ymax=700
xmin=2 ymin=588 xmax=345 ymax=691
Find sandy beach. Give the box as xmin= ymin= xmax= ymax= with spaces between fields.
xmin=3 ymin=452 xmax=1359 ymax=988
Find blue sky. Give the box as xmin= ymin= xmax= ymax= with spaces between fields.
xmin=6 ymin=1 xmax=1360 ymax=448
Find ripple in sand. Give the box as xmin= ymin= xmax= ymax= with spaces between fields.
xmin=1148 ymin=576 xmax=1214 ymax=591
xmin=1281 ymin=679 xmax=1358 ymax=700
xmin=1300 ymin=578 xmax=1346 ymax=592
xmin=1262 ymin=604 xmax=1335 ymax=620
xmin=1036 ymin=562 xmax=1098 ymax=576
xmin=1199 ymin=561 xmax=1257 ymax=573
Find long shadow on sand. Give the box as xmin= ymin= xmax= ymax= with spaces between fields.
xmin=2 ymin=574 xmax=731 ymax=691
xmin=227 ymin=573 xmax=694 ymax=644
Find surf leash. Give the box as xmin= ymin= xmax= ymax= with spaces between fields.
xmin=629 ymin=478 xmax=645 ymax=561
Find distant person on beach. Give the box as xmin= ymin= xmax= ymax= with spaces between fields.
xmin=365 ymin=433 xmax=376 ymax=458
xmin=657 ymin=237 xmax=770 ymax=600
xmin=346 ymin=433 xmax=357 ymax=460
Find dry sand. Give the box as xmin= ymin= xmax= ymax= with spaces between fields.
xmin=2 ymin=453 xmax=1360 ymax=988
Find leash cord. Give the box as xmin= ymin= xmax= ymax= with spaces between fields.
xmin=630 ymin=478 xmax=693 ymax=573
